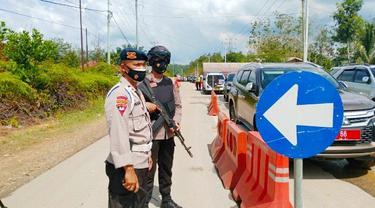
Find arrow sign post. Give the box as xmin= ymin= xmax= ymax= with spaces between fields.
xmin=263 ymin=84 xmax=334 ymax=146
xmin=256 ymin=71 xmax=343 ymax=208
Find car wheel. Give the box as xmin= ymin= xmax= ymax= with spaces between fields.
xmin=347 ymin=156 xmax=375 ymax=169
xmin=229 ymin=102 xmax=238 ymax=123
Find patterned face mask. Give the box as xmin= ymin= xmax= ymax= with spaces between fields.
xmin=127 ymin=67 xmax=147 ymax=82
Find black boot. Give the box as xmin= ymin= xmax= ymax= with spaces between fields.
xmin=161 ymin=199 xmax=182 ymax=208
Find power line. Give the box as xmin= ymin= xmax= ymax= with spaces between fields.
xmin=63 ymin=0 xmax=75 ymax=4
xmin=262 ymin=0 xmax=282 ymax=16
xmin=112 ymin=14 xmax=131 ymax=45
xmin=115 ymin=5 xmax=135 ymax=29
xmin=139 ymin=13 xmax=155 ymax=46
xmin=237 ymin=0 xmax=272 ymax=36
xmin=40 ymin=0 xmax=107 ymax=13
xmin=0 ymin=7 xmax=99 ymax=39
xmin=0 ymin=7 xmax=80 ymax=29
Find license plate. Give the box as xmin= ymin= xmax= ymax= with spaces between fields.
xmin=336 ymin=129 xmax=361 ymax=141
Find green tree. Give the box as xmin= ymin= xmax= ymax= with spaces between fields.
xmin=0 ymin=21 xmax=11 ymax=60
xmin=356 ymin=22 xmax=375 ymax=64
xmin=248 ymin=12 xmax=303 ymax=62
xmin=90 ymin=47 xmax=105 ymax=62
xmin=209 ymin=53 xmax=224 ymax=62
xmin=309 ymin=27 xmax=335 ymax=70
xmin=333 ymin=0 xmax=364 ymax=62
xmin=53 ymin=39 xmax=80 ymax=67
xmin=61 ymin=50 xmax=80 ymax=67
xmin=226 ymin=52 xmax=247 ymax=62
xmin=0 ymin=21 xmax=11 ymax=42
xmin=4 ymin=29 xmax=59 ymax=66
xmin=4 ymin=28 xmax=59 ymax=82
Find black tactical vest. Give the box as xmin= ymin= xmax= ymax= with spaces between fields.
xmin=150 ymin=77 xmax=176 ymax=119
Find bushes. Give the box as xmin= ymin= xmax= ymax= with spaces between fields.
xmin=0 ymin=24 xmax=119 ymax=126
xmin=0 ymin=72 xmax=41 ymax=125
xmin=87 ymin=62 xmax=117 ymax=76
xmin=0 ymin=61 xmax=118 ymax=126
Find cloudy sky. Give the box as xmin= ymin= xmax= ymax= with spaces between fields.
xmin=1 ymin=0 xmax=375 ymax=64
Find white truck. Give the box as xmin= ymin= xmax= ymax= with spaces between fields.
xmin=203 ymin=72 xmax=226 ymax=94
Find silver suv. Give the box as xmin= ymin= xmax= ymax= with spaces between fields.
xmin=229 ymin=63 xmax=375 ymax=168
xmin=331 ymin=64 xmax=375 ymax=101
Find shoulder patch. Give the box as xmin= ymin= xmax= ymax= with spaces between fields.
xmin=116 ymin=96 xmax=129 ymax=116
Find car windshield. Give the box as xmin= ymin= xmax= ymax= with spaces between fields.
xmin=371 ymin=68 xmax=375 ymax=76
xmin=207 ymin=75 xmax=225 ymax=86
xmin=227 ymin=74 xmax=235 ymax=82
xmin=261 ymin=68 xmax=340 ymax=89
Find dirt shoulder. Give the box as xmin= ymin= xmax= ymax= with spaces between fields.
xmin=0 ymin=100 xmax=108 ymax=198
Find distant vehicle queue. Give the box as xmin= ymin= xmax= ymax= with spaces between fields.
xmin=184 ymin=61 xmax=375 ymax=169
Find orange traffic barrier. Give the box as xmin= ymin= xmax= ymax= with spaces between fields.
xmin=209 ymin=112 xmax=229 ymax=163
xmin=215 ymin=121 xmax=247 ymax=189
xmin=233 ymin=131 xmax=292 ymax=208
xmin=208 ymin=91 xmax=219 ymax=116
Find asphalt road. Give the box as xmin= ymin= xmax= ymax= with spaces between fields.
xmin=3 ymin=82 xmax=375 ymax=208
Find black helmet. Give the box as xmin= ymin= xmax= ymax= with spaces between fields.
xmin=147 ymin=45 xmax=171 ymax=74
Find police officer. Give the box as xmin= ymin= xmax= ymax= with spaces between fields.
xmin=143 ymin=46 xmax=182 ymax=208
xmin=195 ymin=74 xmax=201 ymax=91
xmin=105 ymin=48 xmax=155 ymax=208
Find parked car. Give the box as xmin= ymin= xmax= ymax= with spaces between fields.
xmin=330 ymin=64 xmax=375 ymax=101
xmin=223 ymin=72 xmax=236 ymax=102
xmin=203 ymin=72 xmax=226 ymax=94
xmin=187 ymin=75 xmax=196 ymax=83
xmin=228 ymin=62 xmax=375 ymax=168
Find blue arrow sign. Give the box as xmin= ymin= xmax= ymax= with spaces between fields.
xmin=256 ymin=71 xmax=344 ymax=158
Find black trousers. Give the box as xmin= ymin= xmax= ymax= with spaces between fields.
xmin=145 ymin=138 xmax=175 ymax=203
xmin=106 ymin=162 xmax=148 ymax=208
xmin=195 ymin=82 xmax=201 ymax=90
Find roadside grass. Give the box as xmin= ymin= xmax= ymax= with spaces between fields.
xmin=0 ymin=98 xmax=105 ymax=156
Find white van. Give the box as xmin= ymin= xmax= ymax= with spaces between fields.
xmin=203 ymin=72 xmax=226 ymax=94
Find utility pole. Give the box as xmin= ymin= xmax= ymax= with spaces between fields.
xmin=135 ymin=0 xmax=139 ymax=49
xmin=294 ymin=2 xmax=309 ymax=207
xmin=303 ymin=0 xmax=309 ymax=62
xmin=85 ymin=28 xmax=89 ymax=63
xmin=107 ymin=0 xmax=111 ymax=64
xmin=301 ymin=0 xmax=305 ymax=60
xmin=223 ymin=39 xmax=227 ymax=63
xmin=79 ymin=0 xmax=84 ymax=70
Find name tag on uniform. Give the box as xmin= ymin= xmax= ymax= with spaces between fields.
xmin=150 ymin=82 xmax=158 ymax=88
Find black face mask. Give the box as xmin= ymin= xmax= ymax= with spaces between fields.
xmin=127 ymin=67 xmax=146 ymax=82
xmin=153 ymin=61 xmax=168 ymax=74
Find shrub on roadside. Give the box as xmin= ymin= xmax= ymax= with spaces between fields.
xmin=0 ymin=72 xmax=43 ymax=126
xmin=0 ymin=61 xmax=118 ymax=126
xmin=87 ymin=62 xmax=117 ymax=76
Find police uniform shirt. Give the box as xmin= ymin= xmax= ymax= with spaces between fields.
xmin=105 ymin=76 xmax=152 ymax=169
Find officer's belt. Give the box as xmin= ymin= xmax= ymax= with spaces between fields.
xmin=131 ymin=142 xmax=152 ymax=152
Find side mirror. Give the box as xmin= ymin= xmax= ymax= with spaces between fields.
xmin=245 ymin=82 xmax=255 ymax=92
xmin=339 ymin=81 xmax=348 ymax=89
xmin=362 ymin=76 xmax=370 ymax=84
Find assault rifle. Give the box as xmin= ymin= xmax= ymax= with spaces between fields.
xmin=138 ymin=79 xmax=193 ymax=158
